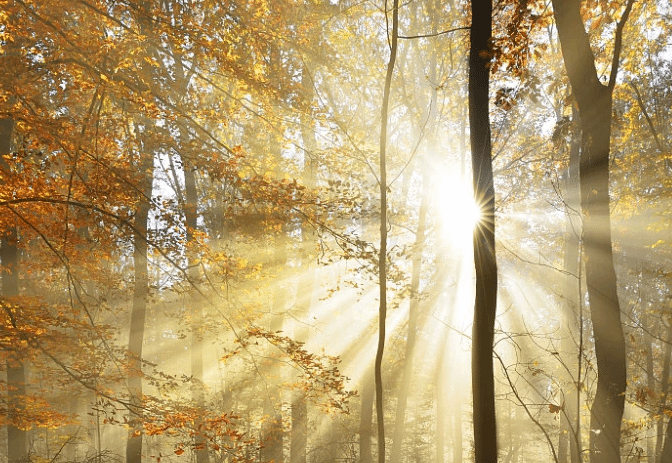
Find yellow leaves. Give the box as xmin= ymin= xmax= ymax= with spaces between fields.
xmin=220 ymin=349 xmax=241 ymax=363
xmin=253 ymin=60 xmax=266 ymax=79
xmin=174 ymin=447 xmax=185 ymax=455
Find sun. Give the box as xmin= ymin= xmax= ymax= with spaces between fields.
xmin=432 ymin=172 xmax=482 ymax=248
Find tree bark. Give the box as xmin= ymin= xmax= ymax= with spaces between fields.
xmin=1 ymin=118 xmax=29 ymax=463
xmin=560 ymin=106 xmax=582 ymax=463
xmin=659 ymin=415 xmax=672 ymax=463
xmin=375 ymin=0 xmax=400 ymax=461
xmin=469 ymin=0 xmax=498 ymax=461
xmin=126 ymin=152 xmax=153 ymax=463
xmin=551 ymin=1 xmax=634 ymax=461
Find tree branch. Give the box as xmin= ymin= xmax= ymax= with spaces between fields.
xmin=399 ymin=25 xmax=469 ymax=40
xmin=608 ymin=0 xmax=636 ymax=90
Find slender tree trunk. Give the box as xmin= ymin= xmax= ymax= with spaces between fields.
xmin=126 ymin=152 xmax=153 ymax=463
xmin=290 ymin=69 xmax=318 ymax=463
xmin=375 ymin=0 xmax=400 ymax=461
xmin=1 ymin=118 xmax=28 ymax=463
xmin=391 ymin=178 xmax=428 ymax=462
xmin=184 ymin=165 xmax=210 ymax=463
xmin=260 ymin=269 xmax=286 ymax=463
xmin=436 ymin=356 xmax=446 ymax=463
xmin=469 ymin=0 xmax=498 ymax=461
xmin=656 ymin=325 xmax=672 ymax=462
xmin=451 ymin=381 xmax=464 ymax=463
xmin=290 ymin=248 xmax=312 ymax=463
xmin=261 ymin=202 xmax=286 ymax=463
xmin=639 ymin=269 xmax=656 ymax=463
xmin=360 ymin=368 xmax=375 ymax=463
xmin=169 ymin=33 xmax=210 ymax=462
xmin=290 ymin=392 xmax=307 ymax=463
xmin=552 ymin=2 xmax=635 ymax=461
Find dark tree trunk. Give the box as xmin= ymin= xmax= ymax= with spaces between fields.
xmin=1 ymin=117 xmax=28 ymax=463
xmin=551 ymin=1 xmax=634 ymax=461
xmin=126 ymin=153 xmax=153 ymax=463
xmin=469 ymin=0 xmax=498 ymax=461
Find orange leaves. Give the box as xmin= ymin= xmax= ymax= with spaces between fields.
xmin=490 ymin=0 xmax=553 ymax=76
xmin=548 ymin=403 xmax=563 ymax=414
xmin=634 ymin=387 xmax=656 ymax=406
xmin=244 ymin=327 xmax=357 ymax=413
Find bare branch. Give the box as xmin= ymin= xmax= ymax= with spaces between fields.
xmin=608 ymin=0 xmax=636 ymax=90
xmin=399 ymin=26 xmax=469 ymax=40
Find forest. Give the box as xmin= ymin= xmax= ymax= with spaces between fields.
xmin=1 ymin=0 xmax=671 ymax=462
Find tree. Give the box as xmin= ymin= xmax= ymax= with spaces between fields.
xmin=469 ymin=0 xmax=498 ymax=460
xmin=551 ymin=0 xmax=635 ymax=461
xmin=375 ymin=0 xmax=400 ymax=461
xmin=1 ymin=117 xmax=28 ymax=463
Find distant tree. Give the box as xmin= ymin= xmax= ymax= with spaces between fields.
xmin=126 ymin=143 xmax=154 ymax=463
xmin=1 ymin=117 xmax=28 ymax=463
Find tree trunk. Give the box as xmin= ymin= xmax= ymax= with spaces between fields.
xmin=261 ymin=228 xmax=287 ymax=463
xmin=551 ymin=1 xmax=634 ymax=461
xmin=659 ymin=416 xmax=672 ymax=463
xmin=639 ymin=269 xmax=656 ymax=463
xmin=469 ymin=0 xmax=498 ymax=461
xmin=184 ymin=165 xmax=210 ymax=463
xmin=1 ymin=118 xmax=28 ymax=463
xmin=560 ymin=107 xmax=582 ymax=463
xmin=375 ymin=0 xmax=399 ymax=461
xmin=452 ymin=384 xmax=464 ymax=463
xmin=656 ymin=323 xmax=672 ymax=462
xmin=126 ymin=153 xmax=153 ymax=463
xmin=436 ymin=361 xmax=445 ymax=463
xmin=290 ymin=70 xmax=318 ymax=463
xmin=360 ymin=369 xmax=374 ymax=463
